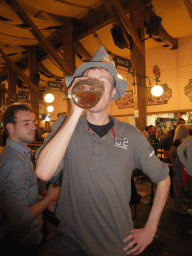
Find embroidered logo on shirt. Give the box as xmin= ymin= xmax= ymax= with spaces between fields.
xmin=115 ymin=137 xmax=128 ymax=150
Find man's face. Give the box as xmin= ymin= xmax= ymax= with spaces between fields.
xmin=8 ymin=110 xmax=36 ymax=146
xmin=83 ymin=68 xmax=116 ymax=113
xmin=177 ymin=119 xmax=185 ymax=126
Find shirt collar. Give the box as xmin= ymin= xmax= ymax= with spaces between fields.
xmin=78 ymin=113 xmax=90 ymax=133
xmin=6 ymin=139 xmax=31 ymax=158
xmin=78 ymin=113 xmax=117 ymax=139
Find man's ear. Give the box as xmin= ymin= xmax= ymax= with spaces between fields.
xmin=6 ymin=123 xmax=14 ymax=134
xmin=111 ymin=87 xmax=117 ymax=99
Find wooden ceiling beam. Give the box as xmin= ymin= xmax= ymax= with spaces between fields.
xmin=74 ymin=0 xmax=130 ymax=40
xmin=184 ymin=0 xmax=192 ymax=19
xmin=0 ymin=31 xmax=64 ymax=79
xmin=93 ymin=33 xmax=115 ymax=58
xmin=0 ymin=0 xmax=179 ymax=83
xmin=39 ymin=63 xmax=62 ymax=80
xmin=0 ymin=83 xmax=16 ymax=100
xmin=157 ymin=26 xmax=178 ymax=49
xmin=144 ymin=9 xmax=178 ymax=49
xmin=103 ymin=0 xmax=145 ymax=56
xmin=5 ymin=0 xmax=71 ymax=74
xmin=75 ymin=0 xmax=178 ymax=50
xmin=0 ymin=47 xmax=38 ymax=92
xmin=75 ymin=42 xmax=92 ymax=61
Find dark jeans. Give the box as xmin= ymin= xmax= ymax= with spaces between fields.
xmin=0 ymin=236 xmax=46 ymax=256
xmin=36 ymin=230 xmax=90 ymax=256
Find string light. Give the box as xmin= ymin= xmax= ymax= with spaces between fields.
xmin=44 ymin=93 xmax=54 ymax=103
xmin=47 ymin=106 xmax=54 ymax=112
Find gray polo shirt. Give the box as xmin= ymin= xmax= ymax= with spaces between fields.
xmin=36 ymin=114 xmax=168 ymax=256
xmin=0 ymin=139 xmax=43 ymax=245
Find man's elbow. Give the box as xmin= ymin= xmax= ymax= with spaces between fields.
xmin=35 ymin=155 xmax=62 ymax=182
xmin=35 ymin=166 xmax=51 ymax=182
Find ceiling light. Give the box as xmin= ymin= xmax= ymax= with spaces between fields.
xmin=151 ymin=85 xmax=163 ymax=97
xmin=44 ymin=93 xmax=54 ymax=103
xmin=47 ymin=106 xmax=54 ymax=112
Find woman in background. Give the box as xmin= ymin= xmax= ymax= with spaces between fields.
xmin=177 ymin=135 xmax=192 ymax=218
xmin=168 ymin=124 xmax=189 ymax=215
xmin=156 ymin=128 xmax=164 ymax=140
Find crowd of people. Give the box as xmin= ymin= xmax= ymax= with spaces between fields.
xmin=142 ymin=125 xmax=164 ymax=144
xmin=143 ymin=119 xmax=192 ymax=232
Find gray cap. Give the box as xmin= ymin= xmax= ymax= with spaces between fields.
xmin=65 ymin=46 xmax=128 ymax=101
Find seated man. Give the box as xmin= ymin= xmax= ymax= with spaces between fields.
xmin=0 ymin=104 xmax=60 ymax=253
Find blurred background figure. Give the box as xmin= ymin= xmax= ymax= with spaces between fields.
xmin=161 ymin=118 xmax=185 ymax=157
xmin=143 ymin=125 xmax=152 ymax=141
xmin=177 ymin=135 xmax=192 ymax=219
xmin=168 ymin=124 xmax=189 ymax=215
xmin=149 ymin=126 xmax=159 ymax=143
xmin=156 ymin=128 xmax=164 ymax=140
xmin=189 ymin=125 xmax=192 ymax=136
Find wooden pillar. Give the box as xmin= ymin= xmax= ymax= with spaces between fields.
xmin=29 ymin=48 xmax=39 ymax=121
xmin=62 ymin=18 xmax=75 ymax=114
xmin=8 ymin=67 xmax=16 ymax=103
xmin=129 ymin=0 xmax=146 ymax=131
xmin=0 ymin=83 xmax=16 ymax=101
xmin=0 ymin=87 xmax=4 ymax=104
xmin=177 ymin=112 xmax=181 ymax=119
xmin=7 ymin=0 xmax=70 ymax=74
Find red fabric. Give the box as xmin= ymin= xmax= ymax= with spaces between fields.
xmin=181 ymin=163 xmax=190 ymax=185
xmin=111 ymin=126 xmax=116 ymax=139
xmin=163 ymin=149 xmax=169 ymax=158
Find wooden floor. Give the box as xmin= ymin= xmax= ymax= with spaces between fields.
xmin=131 ymin=174 xmax=192 ymax=256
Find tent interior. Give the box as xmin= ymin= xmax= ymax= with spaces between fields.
xmin=0 ymin=0 xmax=192 ymax=126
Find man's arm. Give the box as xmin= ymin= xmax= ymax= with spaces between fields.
xmin=29 ymin=184 xmax=60 ymax=220
xmin=1 ymin=163 xmax=60 ymax=229
xmin=123 ymin=175 xmax=170 ymax=255
xmin=36 ymin=78 xmax=86 ymax=181
xmin=36 ymin=107 xmax=83 ymax=181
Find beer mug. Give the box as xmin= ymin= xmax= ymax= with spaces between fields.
xmin=67 ymin=78 xmax=104 ymax=109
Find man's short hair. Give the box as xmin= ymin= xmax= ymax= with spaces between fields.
xmin=177 ymin=118 xmax=185 ymax=125
xmin=3 ymin=104 xmax=32 ymax=137
xmin=145 ymin=126 xmax=151 ymax=132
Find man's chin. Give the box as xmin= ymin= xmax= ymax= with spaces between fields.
xmin=88 ymin=104 xmax=108 ymax=113
xmin=88 ymin=107 xmax=100 ymax=113
xmin=26 ymin=136 xmax=35 ymax=144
